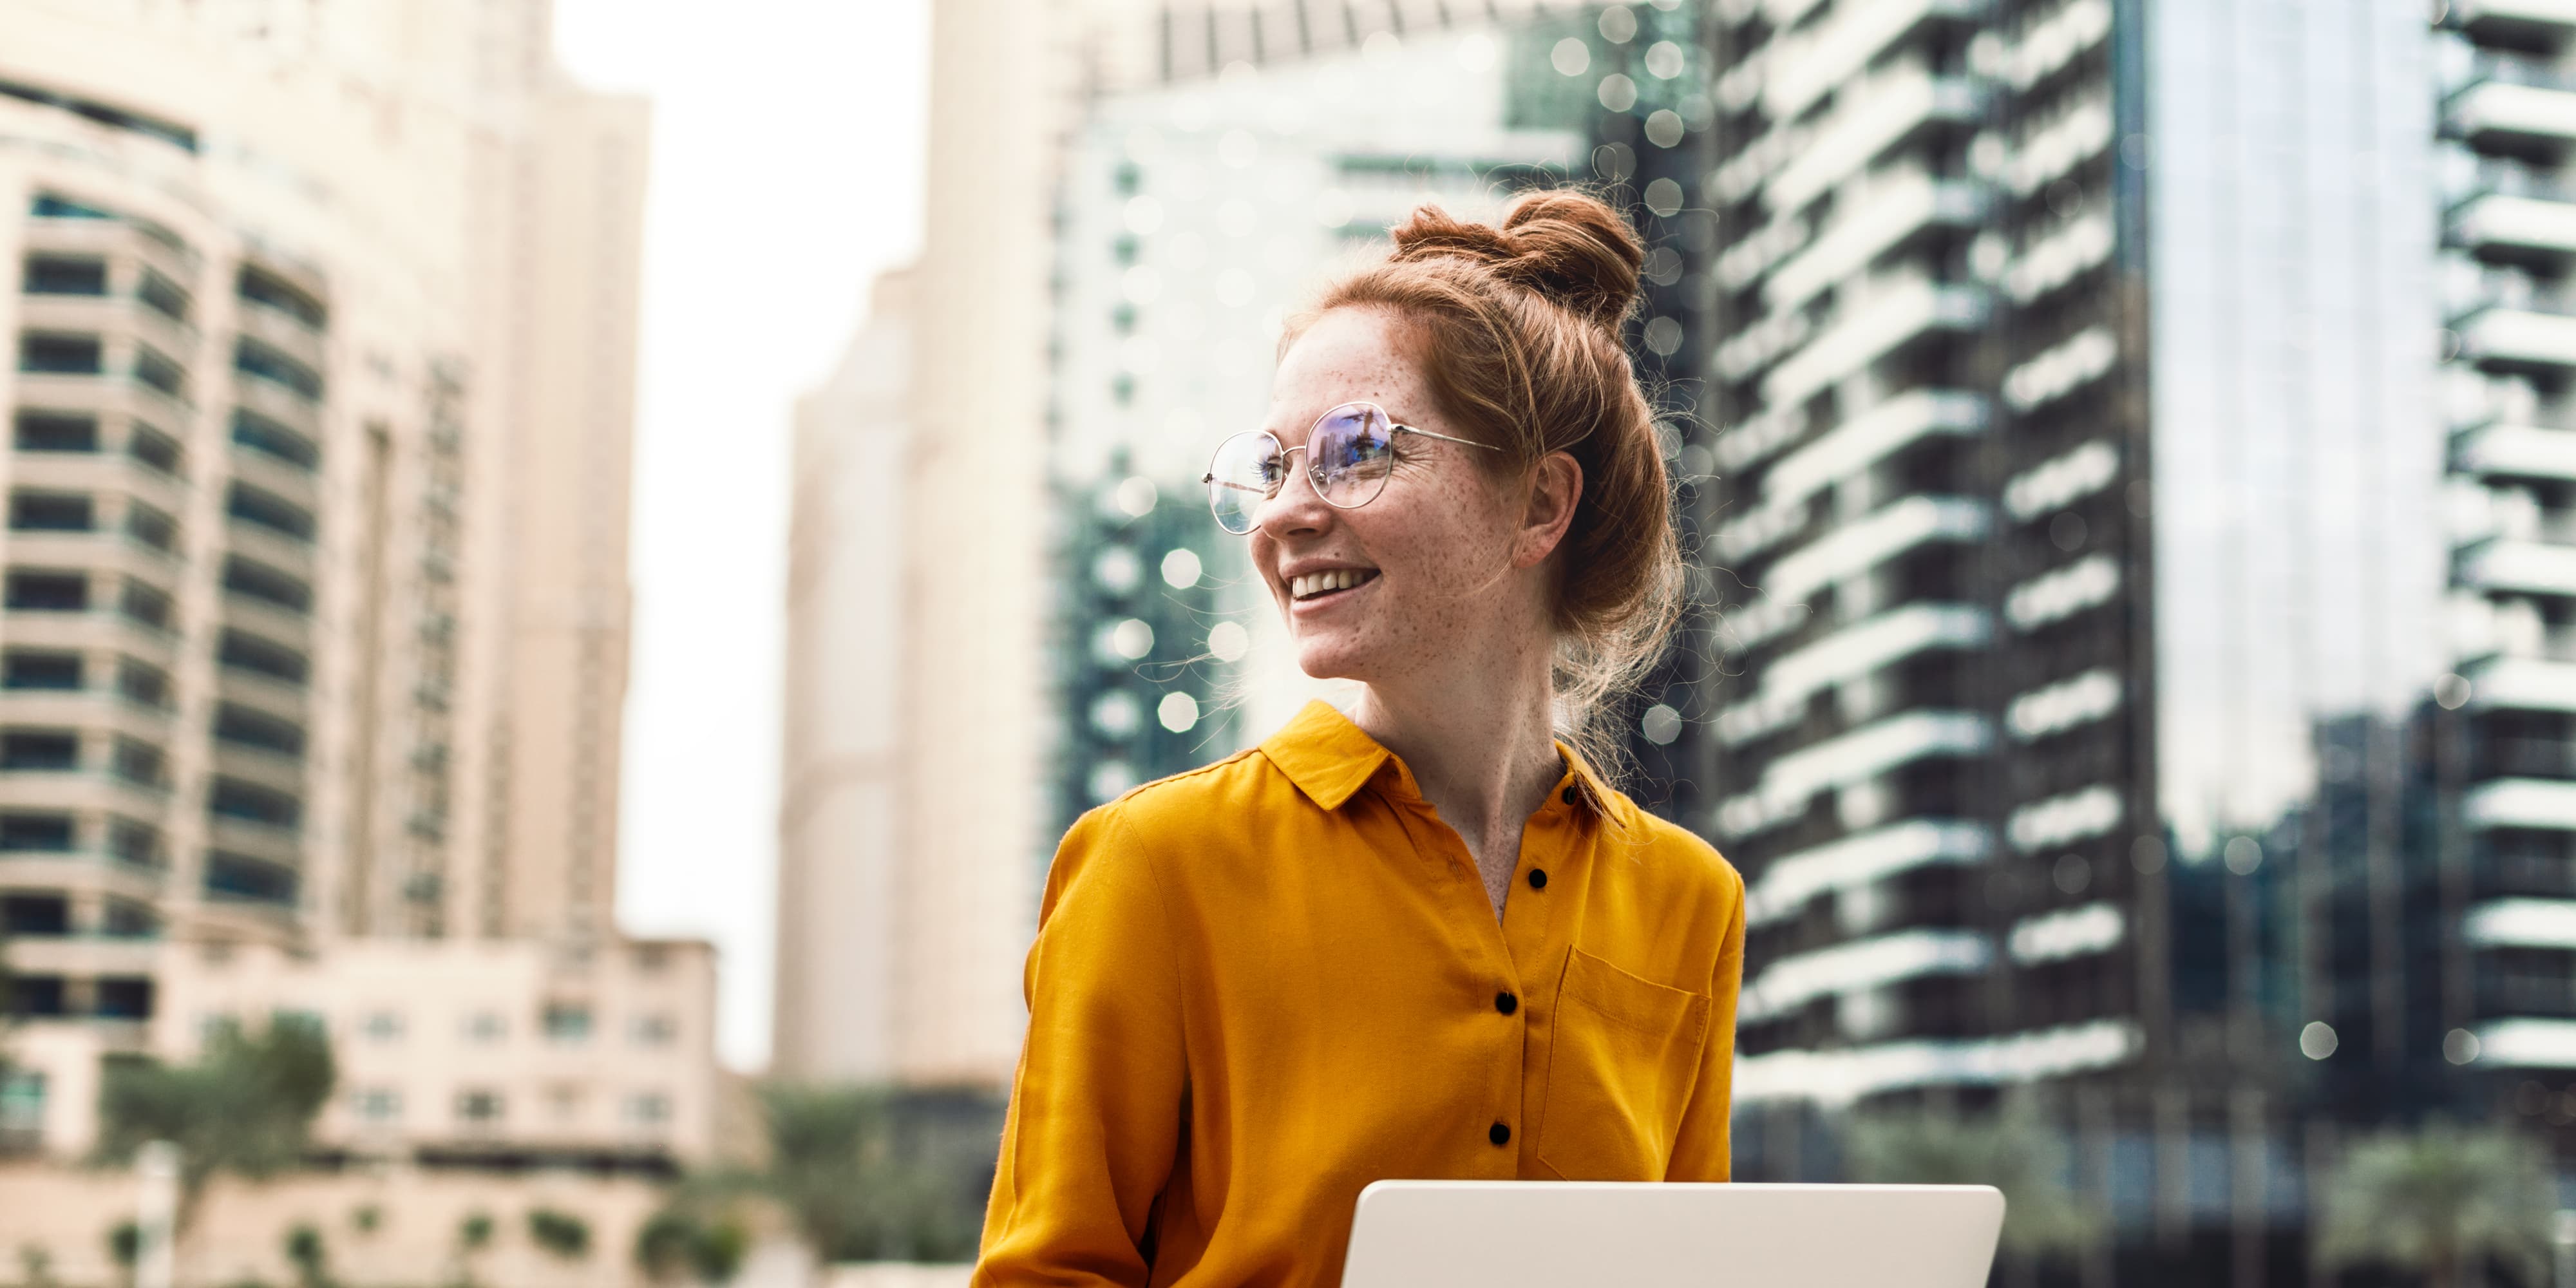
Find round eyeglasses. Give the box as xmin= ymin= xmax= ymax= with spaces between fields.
xmin=1202 ymin=401 xmax=1498 ymax=535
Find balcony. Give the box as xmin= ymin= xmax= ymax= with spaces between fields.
xmin=1739 ymin=928 xmax=1993 ymax=1024
xmin=205 ymin=816 xmax=301 ymax=871
xmin=1763 ymin=494 xmax=1991 ymax=601
xmin=1716 ymin=709 xmax=1994 ymax=840
xmin=2467 ymin=654 xmax=2576 ymax=713
xmin=0 ymin=690 xmax=173 ymax=744
xmin=228 ymin=441 xmax=320 ymax=515
xmin=1719 ymin=603 xmax=1992 ymax=747
xmin=1761 ymin=0 xmax=1993 ymax=122
xmin=214 ymin=666 xmax=310 ymax=725
xmin=1743 ymin=819 xmax=1993 ymax=927
xmin=2450 ymin=0 xmax=2576 ymax=43
xmin=1768 ymin=71 xmax=1990 ymax=216
xmin=2448 ymin=66 xmax=2576 ymax=150
xmin=2467 ymin=897 xmax=2576 ymax=950
xmin=1768 ymin=173 xmax=1992 ymax=313
xmin=2454 ymin=192 xmax=2576 ymax=265
xmin=2456 ymin=421 xmax=2576 ymax=480
xmin=1764 ymin=390 xmax=1991 ymax=509
xmin=212 ymin=744 xmax=306 ymax=799
xmin=0 ymin=531 xmax=179 ymax=581
xmin=227 ymin=520 xmax=317 ymax=584
xmin=0 ymin=768 xmax=167 ymax=816
xmin=220 ymin=593 xmax=314 ymax=649
xmin=2458 ymin=536 xmax=2576 ymax=596
xmin=2467 ymin=777 xmax=2576 ymax=830
xmin=231 ymin=372 xmax=321 ymax=441
xmin=6 ymin=446 xmax=188 ymax=516
xmin=2456 ymin=303 xmax=2576 ymax=371
xmin=235 ymin=298 xmax=325 ymax=374
xmin=1765 ymin=277 xmax=1991 ymax=410
xmin=10 ymin=370 xmax=197 ymax=439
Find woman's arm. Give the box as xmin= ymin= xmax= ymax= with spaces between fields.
xmin=1663 ymin=863 xmax=1747 ymax=1182
xmin=976 ymin=807 xmax=1190 ymax=1286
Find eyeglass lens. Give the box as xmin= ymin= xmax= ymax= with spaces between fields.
xmin=1204 ymin=403 xmax=1398 ymax=535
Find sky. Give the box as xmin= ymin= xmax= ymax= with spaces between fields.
xmin=553 ymin=0 xmax=932 ymax=1070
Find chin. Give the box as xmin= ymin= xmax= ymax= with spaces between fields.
xmin=1291 ymin=636 xmax=1374 ymax=683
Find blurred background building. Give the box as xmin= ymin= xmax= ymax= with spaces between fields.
xmin=0 ymin=0 xmax=709 ymax=1178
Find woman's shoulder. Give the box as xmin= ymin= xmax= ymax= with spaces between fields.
xmin=1061 ymin=746 xmax=1285 ymax=851
xmin=1593 ymin=786 xmax=1745 ymax=902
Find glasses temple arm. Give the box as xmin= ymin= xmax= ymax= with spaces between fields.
xmin=1392 ymin=424 xmax=1502 ymax=452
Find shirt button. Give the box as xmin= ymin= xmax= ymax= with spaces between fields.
xmin=1489 ymin=1122 xmax=1511 ymax=1147
xmin=1562 ymin=785 xmax=1578 ymax=804
xmin=1495 ymin=990 xmax=1519 ymax=1016
xmin=1527 ymin=868 xmax=1548 ymax=890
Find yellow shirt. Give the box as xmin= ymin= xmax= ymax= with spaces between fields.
xmin=976 ymin=701 xmax=1747 ymax=1287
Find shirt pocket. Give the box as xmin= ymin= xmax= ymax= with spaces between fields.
xmin=1535 ymin=946 xmax=1713 ymax=1181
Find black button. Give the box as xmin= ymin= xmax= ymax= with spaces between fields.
xmin=1495 ymin=991 xmax=1519 ymax=1016
xmin=1527 ymin=868 xmax=1548 ymax=890
xmin=1489 ymin=1122 xmax=1511 ymax=1147
xmin=1562 ymin=785 xmax=1578 ymax=804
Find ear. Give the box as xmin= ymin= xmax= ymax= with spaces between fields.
xmin=1512 ymin=451 xmax=1583 ymax=569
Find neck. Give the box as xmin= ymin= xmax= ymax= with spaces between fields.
xmin=1349 ymin=625 xmax=1563 ymax=841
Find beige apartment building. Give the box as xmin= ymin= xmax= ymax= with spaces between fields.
xmin=0 ymin=0 xmax=683 ymax=1166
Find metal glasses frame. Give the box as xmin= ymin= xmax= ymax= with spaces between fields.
xmin=1202 ymin=400 xmax=1499 ymax=533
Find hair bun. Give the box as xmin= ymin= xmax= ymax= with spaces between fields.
xmin=1387 ymin=191 xmax=1644 ymax=330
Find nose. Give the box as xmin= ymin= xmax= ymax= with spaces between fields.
xmin=1255 ymin=446 xmax=1332 ymax=540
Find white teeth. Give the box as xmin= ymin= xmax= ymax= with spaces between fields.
xmin=1291 ymin=569 xmax=1373 ymax=599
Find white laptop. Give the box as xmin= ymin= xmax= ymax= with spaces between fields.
xmin=1341 ymin=1180 xmax=2004 ymax=1288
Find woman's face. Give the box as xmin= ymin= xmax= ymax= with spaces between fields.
xmin=1249 ymin=307 xmax=1548 ymax=687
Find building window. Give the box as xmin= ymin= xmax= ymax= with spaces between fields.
xmin=233 ymin=338 xmax=322 ymax=402
xmin=18 ymin=333 xmax=101 ymax=375
xmin=226 ymin=486 xmax=316 ymax=544
xmin=0 ymin=813 xmax=73 ymax=852
xmin=231 ymin=409 xmax=319 ymax=471
xmin=119 ymin=578 xmax=171 ymax=630
xmin=630 ymin=1013 xmax=676 ymax=1047
xmin=625 ymin=1093 xmax=670 ymax=1126
xmin=102 ymin=900 xmax=157 ymax=938
xmin=207 ymin=777 xmax=299 ymax=830
xmin=0 ymin=895 xmax=68 ymax=936
xmin=0 ymin=1068 xmax=44 ymax=1139
xmin=117 ymin=658 xmax=171 ymax=708
xmin=213 ymin=703 xmax=305 ymax=758
xmin=132 ymin=345 xmax=185 ymax=400
xmin=352 ymin=1088 xmax=401 ymax=1122
xmin=202 ymin=851 xmax=296 ymax=905
xmin=93 ymin=977 xmax=152 ymax=1020
xmin=215 ymin=630 xmax=306 ymax=686
xmin=137 ymin=270 xmax=190 ymax=324
xmin=5 ymin=976 xmax=66 ymax=1017
xmin=542 ymin=1003 xmax=592 ymax=1045
xmin=126 ymin=502 xmax=176 ymax=553
xmin=110 ymin=737 xmax=164 ymax=788
xmin=23 ymin=255 xmax=107 ymax=296
xmin=126 ymin=424 xmax=182 ymax=477
xmin=13 ymin=411 xmax=97 ymax=452
xmin=221 ymin=555 xmax=311 ymax=613
xmin=9 ymin=491 xmax=93 ymax=532
xmin=1 ymin=730 xmax=79 ymax=771
xmin=362 ymin=1010 xmax=402 ymax=1042
xmin=2 ymin=652 xmax=81 ymax=690
xmin=108 ymin=818 xmax=160 ymax=867
xmin=5 ymin=571 xmax=87 ymax=612
xmin=30 ymin=192 xmax=113 ymax=220
xmin=455 ymin=1090 xmax=503 ymax=1125
xmin=464 ymin=1011 xmax=506 ymax=1044
xmin=238 ymin=264 xmax=327 ymax=330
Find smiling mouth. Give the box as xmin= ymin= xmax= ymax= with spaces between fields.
xmin=1290 ymin=569 xmax=1380 ymax=601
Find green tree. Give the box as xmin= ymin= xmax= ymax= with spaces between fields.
xmin=281 ymin=1223 xmax=327 ymax=1288
xmin=526 ymin=1208 xmax=590 ymax=1260
xmin=91 ymin=1016 xmax=335 ymax=1228
xmin=748 ymin=1083 xmax=983 ymax=1261
xmin=2319 ymin=1121 xmax=2557 ymax=1288
xmin=1843 ymin=1098 xmax=2101 ymax=1264
xmin=444 ymin=1211 xmax=494 ymax=1288
xmin=634 ymin=1209 xmax=747 ymax=1286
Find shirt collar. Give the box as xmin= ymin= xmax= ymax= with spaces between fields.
xmin=1258 ymin=699 xmax=1612 ymax=817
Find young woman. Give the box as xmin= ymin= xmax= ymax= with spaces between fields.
xmin=976 ymin=190 xmax=1746 ymax=1287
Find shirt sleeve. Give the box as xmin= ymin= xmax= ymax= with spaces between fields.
xmin=976 ymin=806 xmax=1190 ymax=1287
xmin=1663 ymin=862 xmax=1747 ymax=1182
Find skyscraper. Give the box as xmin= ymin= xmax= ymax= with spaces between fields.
xmin=1696 ymin=0 xmax=2485 ymax=1275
